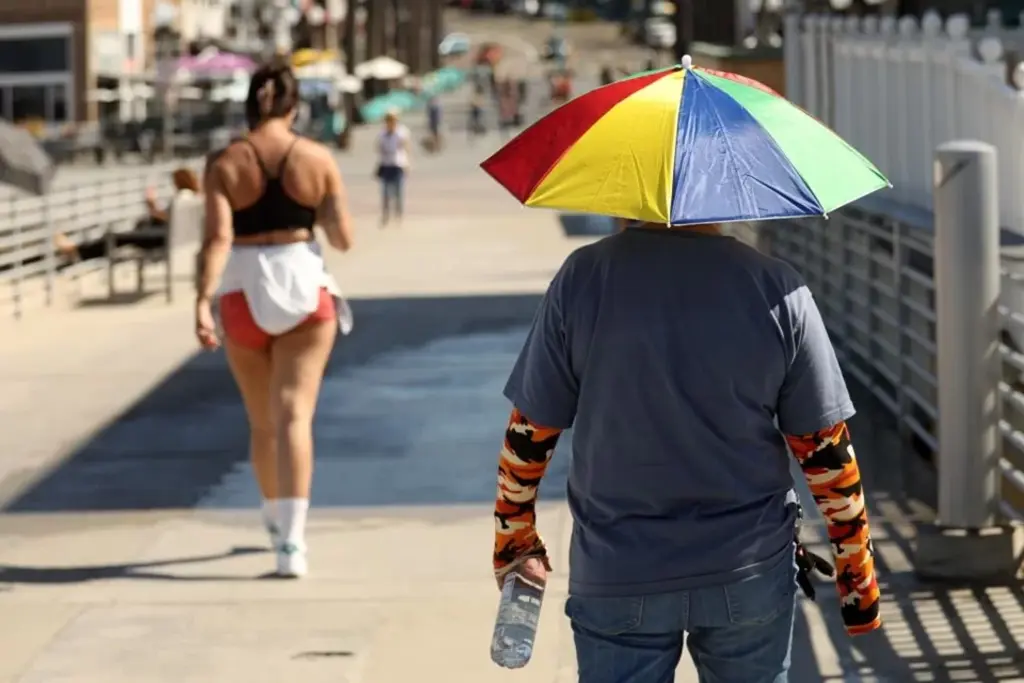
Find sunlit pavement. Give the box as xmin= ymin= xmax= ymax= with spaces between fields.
xmin=1 ymin=27 xmax=1023 ymax=683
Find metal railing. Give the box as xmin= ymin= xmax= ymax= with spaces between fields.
xmin=765 ymin=193 xmax=1024 ymax=526
xmin=783 ymin=10 xmax=1024 ymax=235
xmin=0 ymin=159 xmax=203 ymax=319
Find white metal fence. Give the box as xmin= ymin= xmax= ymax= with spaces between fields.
xmin=0 ymin=159 xmax=203 ymax=319
xmin=784 ymin=10 xmax=1024 ymax=234
xmin=778 ymin=13 xmax=1024 ymax=525
xmin=765 ymin=199 xmax=1024 ymax=524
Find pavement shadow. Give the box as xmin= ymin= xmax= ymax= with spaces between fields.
xmin=3 ymin=293 xmax=552 ymax=513
xmin=0 ymin=546 xmax=266 ymax=585
xmin=790 ymin=380 xmax=1024 ymax=681
xmin=796 ymin=522 xmax=1024 ymax=681
xmin=75 ymin=291 xmax=160 ymax=308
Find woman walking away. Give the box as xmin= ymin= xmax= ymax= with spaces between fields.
xmin=376 ymin=109 xmax=410 ymax=227
xmin=195 ymin=57 xmax=355 ymax=578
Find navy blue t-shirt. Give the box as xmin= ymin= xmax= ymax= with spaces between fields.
xmin=504 ymin=228 xmax=854 ymax=597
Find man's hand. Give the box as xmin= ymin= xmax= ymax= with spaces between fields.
xmin=495 ymin=554 xmax=551 ymax=590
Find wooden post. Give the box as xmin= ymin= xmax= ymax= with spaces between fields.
xmin=429 ymin=0 xmax=444 ymax=70
xmin=367 ymin=0 xmax=383 ymax=59
xmin=344 ymin=0 xmax=359 ymax=68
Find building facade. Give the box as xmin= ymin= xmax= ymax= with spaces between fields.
xmin=0 ymin=0 xmax=86 ymax=124
xmin=0 ymin=0 xmax=229 ymax=125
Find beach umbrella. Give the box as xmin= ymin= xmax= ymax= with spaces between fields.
xmin=354 ymin=56 xmax=408 ymax=81
xmin=359 ymin=90 xmax=420 ymax=123
xmin=0 ymin=120 xmax=55 ymax=195
xmin=176 ymin=51 xmax=255 ymax=78
xmin=421 ymin=67 xmax=466 ymax=96
xmin=481 ymin=56 xmax=889 ymax=226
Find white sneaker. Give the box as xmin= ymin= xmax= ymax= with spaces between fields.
xmin=276 ymin=542 xmax=308 ymax=578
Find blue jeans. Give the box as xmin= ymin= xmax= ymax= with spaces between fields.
xmin=566 ymin=547 xmax=797 ymax=683
xmin=378 ymin=165 xmax=404 ymax=221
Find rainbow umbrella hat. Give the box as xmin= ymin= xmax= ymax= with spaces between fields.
xmin=481 ymin=56 xmax=889 ymax=226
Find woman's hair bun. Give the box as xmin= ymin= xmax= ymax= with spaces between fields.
xmin=245 ymin=57 xmax=299 ymax=127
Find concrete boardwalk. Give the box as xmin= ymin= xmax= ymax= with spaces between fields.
xmin=1 ymin=127 xmax=1024 ymax=682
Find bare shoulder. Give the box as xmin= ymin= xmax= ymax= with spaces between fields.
xmin=290 ymin=136 xmax=330 ymax=163
xmin=206 ymin=140 xmax=249 ymax=178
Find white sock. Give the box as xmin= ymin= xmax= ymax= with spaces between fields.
xmin=277 ymin=498 xmax=309 ymax=549
xmin=261 ymin=499 xmax=278 ymax=532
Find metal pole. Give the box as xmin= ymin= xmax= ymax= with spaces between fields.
xmin=673 ymin=0 xmax=693 ymax=63
xmin=428 ymin=0 xmax=443 ymax=70
xmin=44 ymin=197 xmax=54 ymax=306
xmin=393 ymin=0 xmax=407 ymax=64
xmin=407 ymin=0 xmax=422 ymax=74
xmin=239 ymin=0 xmax=253 ymax=51
xmin=344 ymin=0 xmax=358 ymax=68
xmin=324 ymin=0 xmax=340 ymax=51
xmin=273 ymin=0 xmax=293 ymax=54
xmin=159 ymin=29 xmax=175 ymax=159
xmin=934 ymin=140 xmax=1001 ymax=529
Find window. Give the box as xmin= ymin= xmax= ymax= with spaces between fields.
xmin=48 ymin=84 xmax=68 ymax=121
xmin=0 ymin=37 xmax=70 ymax=73
xmin=11 ymin=85 xmax=47 ymax=121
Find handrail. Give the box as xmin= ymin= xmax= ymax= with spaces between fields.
xmin=0 ymin=159 xmax=204 ymax=318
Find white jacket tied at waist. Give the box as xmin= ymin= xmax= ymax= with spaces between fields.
xmin=217 ymin=241 xmax=353 ymax=336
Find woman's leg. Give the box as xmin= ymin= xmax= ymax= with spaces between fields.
xmin=223 ymin=331 xmax=279 ymax=546
xmin=380 ymin=176 xmax=392 ymax=226
xmin=268 ymin=315 xmax=337 ymax=575
xmin=393 ymin=170 xmax=405 ymax=222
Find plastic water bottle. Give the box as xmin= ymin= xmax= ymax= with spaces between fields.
xmin=490 ymin=571 xmax=546 ymax=669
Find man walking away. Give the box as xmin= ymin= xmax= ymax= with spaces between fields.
xmin=491 ymin=220 xmax=882 ymax=682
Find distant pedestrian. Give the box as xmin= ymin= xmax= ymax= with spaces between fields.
xmin=517 ymin=79 xmax=528 ymax=123
xmin=468 ymin=92 xmax=486 ymax=142
xmin=498 ymin=81 xmax=518 ymax=140
xmin=375 ymin=109 xmax=410 ymax=227
xmin=426 ymin=95 xmax=443 ymax=151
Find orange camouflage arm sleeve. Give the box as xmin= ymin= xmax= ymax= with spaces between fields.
xmin=785 ymin=421 xmax=882 ymax=636
xmin=493 ymin=408 xmax=562 ymax=575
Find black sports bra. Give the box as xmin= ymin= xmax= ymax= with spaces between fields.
xmin=232 ymin=138 xmax=318 ymax=237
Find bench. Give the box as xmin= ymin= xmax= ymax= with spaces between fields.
xmin=105 ymin=191 xmax=205 ymax=303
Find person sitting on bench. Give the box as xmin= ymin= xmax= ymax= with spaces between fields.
xmin=54 ymin=167 xmax=200 ymax=264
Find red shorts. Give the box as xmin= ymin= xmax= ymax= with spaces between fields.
xmin=220 ymin=288 xmax=336 ymax=350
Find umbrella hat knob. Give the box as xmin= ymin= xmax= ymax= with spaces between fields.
xmin=681 ymin=54 xmax=693 ymax=70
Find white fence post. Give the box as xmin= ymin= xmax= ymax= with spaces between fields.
xmin=783 ymin=8 xmax=803 ymax=107
xmin=916 ymin=141 xmax=1021 ymax=581
xmin=817 ymin=14 xmax=833 ymax=124
xmin=801 ymin=15 xmax=820 ymax=117
xmin=43 ymin=196 xmax=54 ymax=307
